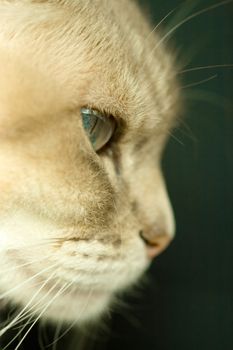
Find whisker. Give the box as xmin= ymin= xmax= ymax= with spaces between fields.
xmin=13 ymin=282 xmax=73 ymax=350
xmin=180 ymin=74 xmax=218 ymax=89
xmin=38 ymin=320 xmax=50 ymax=350
xmin=0 ymin=254 xmax=55 ymax=274
xmin=137 ymin=0 xmax=233 ymax=80
xmin=45 ymin=287 xmax=94 ymax=348
xmin=1 ymin=279 xmax=64 ymax=350
xmin=167 ymin=130 xmax=185 ymax=146
xmin=179 ymin=64 xmax=233 ymax=74
xmin=3 ymin=237 xmax=60 ymax=251
xmin=0 ymin=270 xmax=58 ymax=337
xmin=0 ymin=261 xmax=60 ymax=300
xmin=154 ymin=0 xmax=233 ymax=51
xmin=183 ymin=89 xmax=233 ymax=113
xmin=164 ymin=0 xmax=199 ymax=33
xmin=51 ymin=320 xmax=63 ymax=350
xmin=4 ymin=280 xmax=59 ymax=331
xmin=144 ymin=7 xmax=177 ymax=42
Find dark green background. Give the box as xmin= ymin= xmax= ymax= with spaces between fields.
xmin=1 ymin=1 xmax=232 ymax=349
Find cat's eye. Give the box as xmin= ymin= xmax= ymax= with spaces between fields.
xmin=81 ymin=107 xmax=116 ymax=152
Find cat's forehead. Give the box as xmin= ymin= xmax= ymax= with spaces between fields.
xmin=0 ymin=0 xmax=179 ymax=133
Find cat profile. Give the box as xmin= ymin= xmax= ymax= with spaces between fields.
xmin=0 ymin=1 xmax=180 ymax=344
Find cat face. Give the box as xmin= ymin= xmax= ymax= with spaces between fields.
xmin=0 ymin=0 xmax=180 ymax=323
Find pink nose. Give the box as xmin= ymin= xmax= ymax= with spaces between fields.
xmin=139 ymin=230 xmax=172 ymax=259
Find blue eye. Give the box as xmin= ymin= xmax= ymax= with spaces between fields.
xmin=81 ymin=107 xmax=116 ymax=151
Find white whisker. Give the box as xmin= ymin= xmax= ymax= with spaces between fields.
xmin=51 ymin=320 xmax=63 ymax=350
xmin=144 ymin=7 xmax=177 ymax=42
xmin=4 ymin=238 xmax=60 ymax=251
xmin=154 ymin=0 xmax=233 ymax=51
xmin=164 ymin=0 xmax=199 ymax=33
xmin=183 ymin=89 xmax=233 ymax=112
xmin=181 ymin=74 xmax=218 ymax=89
xmin=0 ymin=261 xmax=60 ymax=300
xmin=179 ymin=64 xmax=233 ymax=74
xmin=0 ymin=270 xmax=58 ymax=337
xmin=0 ymin=254 xmax=55 ymax=274
xmin=46 ymin=287 xmax=94 ymax=348
xmin=13 ymin=282 xmax=73 ymax=350
xmin=139 ymin=0 xmax=232 ymax=77
xmin=1 ymin=279 xmax=65 ymax=350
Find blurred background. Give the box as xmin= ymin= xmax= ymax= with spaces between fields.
xmin=1 ymin=1 xmax=232 ymax=349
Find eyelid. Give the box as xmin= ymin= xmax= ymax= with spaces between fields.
xmin=81 ymin=107 xmax=103 ymax=119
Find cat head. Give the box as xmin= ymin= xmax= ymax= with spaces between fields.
xmin=0 ymin=0 xmax=180 ymax=323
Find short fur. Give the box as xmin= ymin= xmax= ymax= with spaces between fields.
xmin=0 ymin=0 xmax=180 ymax=325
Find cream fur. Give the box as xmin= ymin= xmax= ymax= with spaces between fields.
xmin=0 ymin=0 xmax=180 ymax=325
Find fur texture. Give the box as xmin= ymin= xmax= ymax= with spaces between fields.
xmin=0 ymin=0 xmax=180 ymax=325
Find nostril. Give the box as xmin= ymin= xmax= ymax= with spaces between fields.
xmin=139 ymin=229 xmax=172 ymax=259
xmin=139 ymin=230 xmax=159 ymax=247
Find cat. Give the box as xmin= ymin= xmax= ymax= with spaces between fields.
xmin=0 ymin=0 xmax=181 ymax=347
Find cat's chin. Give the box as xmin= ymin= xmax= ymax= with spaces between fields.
xmin=30 ymin=286 xmax=114 ymax=324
